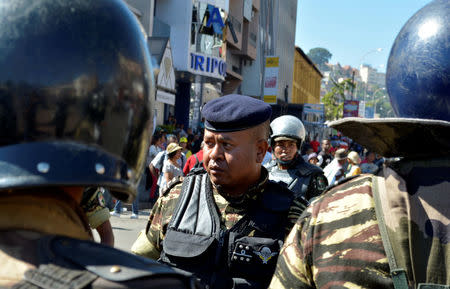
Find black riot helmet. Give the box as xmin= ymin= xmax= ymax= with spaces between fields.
xmin=0 ymin=0 xmax=155 ymax=202
xmin=386 ymin=0 xmax=449 ymax=121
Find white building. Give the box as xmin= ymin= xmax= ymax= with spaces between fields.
xmin=360 ymin=64 xmax=386 ymax=87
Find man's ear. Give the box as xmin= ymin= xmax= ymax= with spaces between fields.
xmin=255 ymin=139 xmax=269 ymax=163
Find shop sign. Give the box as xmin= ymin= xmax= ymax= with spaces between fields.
xmin=263 ymin=56 xmax=279 ymax=104
xmin=156 ymin=90 xmax=175 ymax=106
xmin=157 ymin=40 xmax=175 ymax=92
xmin=343 ymin=100 xmax=360 ymax=117
xmin=189 ymin=52 xmax=227 ymax=80
xmin=303 ymin=103 xmax=325 ymax=124
xmin=206 ymin=5 xmax=225 ymax=35
xmin=198 ymin=0 xmax=229 ymax=12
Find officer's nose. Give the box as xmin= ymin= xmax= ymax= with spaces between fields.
xmin=209 ymin=143 xmax=224 ymax=161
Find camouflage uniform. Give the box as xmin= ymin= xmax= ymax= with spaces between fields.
xmin=270 ymin=157 xmax=450 ymax=288
xmin=133 ymin=168 xmax=307 ymax=260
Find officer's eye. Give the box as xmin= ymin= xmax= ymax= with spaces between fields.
xmin=223 ymin=142 xmax=233 ymax=149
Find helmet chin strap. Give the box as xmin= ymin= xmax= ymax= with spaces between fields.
xmin=275 ymin=152 xmax=299 ymax=167
xmin=276 ymin=158 xmax=294 ymax=166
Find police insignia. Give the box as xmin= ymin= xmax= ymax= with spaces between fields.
xmin=253 ymin=247 xmax=277 ymax=264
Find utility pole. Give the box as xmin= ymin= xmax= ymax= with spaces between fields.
xmin=351 ymin=70 xmax=355 ymax=100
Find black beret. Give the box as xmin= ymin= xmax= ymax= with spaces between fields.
xmin=202 ymin=94 xmax=272 ymax=132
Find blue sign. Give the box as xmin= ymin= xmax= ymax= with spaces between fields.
xmin=206 ymin=5 xmax=225 ymax=35
xmin=365 ymin=106 xmax=374 ymax=118
xmin=190 ymin=52 xmax=227 ymax=78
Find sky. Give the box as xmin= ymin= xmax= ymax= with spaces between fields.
xmin=295 ymin=0 xmax=433 ymax=72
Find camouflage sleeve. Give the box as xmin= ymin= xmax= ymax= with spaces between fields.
xmin=270 ymin=175 xmax=391 ymax=289
xmin=131 ymin=182 xmax=183 ymax=260
xmin=306 ymin=173 xmax=328 ymax=200
xmin=285 ymin=197 xmax=308 ymax=237
xmin=80 ymin=187 xmax=110 ymax=229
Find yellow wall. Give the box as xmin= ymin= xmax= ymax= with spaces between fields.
xmin=292 ymin=49 xmax=322 ymax=104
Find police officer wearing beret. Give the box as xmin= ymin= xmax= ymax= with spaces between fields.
xmin=133 ymin=94 xmax=309 ymax=289
xmin=270 ymin=1 xmax=450 ymax=288
xmin=265 ymin=115 xmax=328 ymax=201
xmin=0 ymin=0 xmax=199 ymax=288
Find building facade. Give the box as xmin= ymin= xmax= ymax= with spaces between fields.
xmin=222 ymin=0 xmax=260 ymax=96
xmin=125 ymin=0 xmax=299 ymax=130
xmin=125 ymin=0 xmax=228 ymax=132
xmin=292 ymin=46 xmax=322 ymax=104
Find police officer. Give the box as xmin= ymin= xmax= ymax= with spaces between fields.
xmin=265 ymin=115 xmax=328 ymax=201
xmin=0 ymin=0 xmax=199 ymax=288
xmin=132 ymin=94 xmax=308 ymax=289
xmin=269 ymin=1 xmax=450 ymax=288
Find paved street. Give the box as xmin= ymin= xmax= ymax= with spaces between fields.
xmin=93 ymin=209 xmax=152 ymax=253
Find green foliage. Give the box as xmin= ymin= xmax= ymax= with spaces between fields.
xmin=322 ymin=78 xmax=355 ymax=120
xmin=307 ymin=48 xmax=332 ymax=71
xmin=158 ymin=124 xmax=175 ymax=133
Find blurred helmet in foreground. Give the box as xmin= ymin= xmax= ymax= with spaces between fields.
xmin=386 ymin=0 xmax=449 ymax=121
xmin=0 ymin=0 xmax=155 ymax=202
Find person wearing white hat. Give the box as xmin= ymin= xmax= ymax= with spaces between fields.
xmin=345 ymin=151 xmax=362 ymax=177
xmin=160 ymin=143 xmax=184 ymax=193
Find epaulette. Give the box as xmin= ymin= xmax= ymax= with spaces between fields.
xmin=161 ymin=176 xmax=184 ymax=197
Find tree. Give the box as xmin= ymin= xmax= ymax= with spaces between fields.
xmin=322 ymin=78 xmax=355 ymax=120
xmin=307 ymin=48 xmax=332 ymax=71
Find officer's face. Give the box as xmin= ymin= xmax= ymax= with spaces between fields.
xmin=273 ymin=140 xmax=298 ymax=162
xmin=203 ymin=128 xmax=265 ymax=194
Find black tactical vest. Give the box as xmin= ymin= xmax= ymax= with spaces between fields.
xmin=159 ymin=171 xmax=295 ymax=289
xmin=265 ymin=156 xmax=323 ymax=200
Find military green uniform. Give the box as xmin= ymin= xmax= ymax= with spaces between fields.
xmin=269 ymin=157 xmax=450 ymax=288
